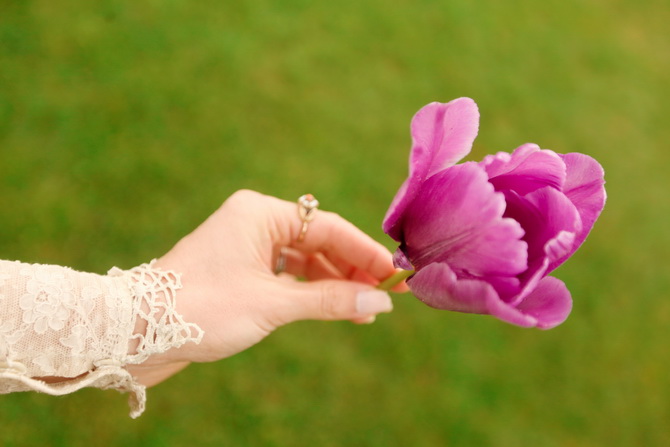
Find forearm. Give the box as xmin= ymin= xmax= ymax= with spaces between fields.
xmin=0 ymin=259 xmax=203 ymax=417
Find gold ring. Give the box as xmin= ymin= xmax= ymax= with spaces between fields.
xmin=297 ymin=194 xmax=319 ymax=242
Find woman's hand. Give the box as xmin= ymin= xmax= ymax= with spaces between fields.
xmin=127 ymin=190 xmax=408 ymax=386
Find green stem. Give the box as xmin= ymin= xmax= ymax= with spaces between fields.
xmin=377 ymin=269 xmax=415 ymax=291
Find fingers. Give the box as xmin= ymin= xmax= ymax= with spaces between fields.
xmin=277 ymin=247 xmax=391 ymax=288
xmin=265 ymin=194 xmax=401 ymax=285
xmin=276 ymin=279 xmax=394 ymax=324
xmin=277 ymin=247 xmax=346 ymax=281
xmin=221 ymin=191 xmax=409 ymax=292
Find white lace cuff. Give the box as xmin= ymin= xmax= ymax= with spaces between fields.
xmin=0 ymin=260 xmax=203 ymax=418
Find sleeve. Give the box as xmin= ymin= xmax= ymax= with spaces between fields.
xmin=0 ymin=259 xmax=203 ymax=418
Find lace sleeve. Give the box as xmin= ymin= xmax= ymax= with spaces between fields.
xmin=0 ymin=259 xmax=203 ymax=418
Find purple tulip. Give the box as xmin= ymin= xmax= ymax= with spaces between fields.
xmin=383 ymin=98 xmax=606 ymax=329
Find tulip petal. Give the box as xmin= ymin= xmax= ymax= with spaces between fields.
xmin=503 ymin=187 xmax=581 ymax=303
xmin=408 ymin=262 xmax=498 ymax=314
xmin=515 ymin=230 xmax=575 ymax=306
xmin=412 ymin=98 xmax=480 ymax=177
xmin=409 ymin=262 xmax=539 ymax=327
xmin=383 ymin=98 xmax=479 ymax=241
xmin=515 ymin=276 xmax=572 ymax=329
xmin=480 ymin=143 xmax=567 ymax=195
xmin=392 ymin=247 xmax=413 ymax=271
xmin=382 ymin=177 xmax=414 ymax=242
xmin=402 ymin=162 xmax=527 ymax=278
xmin=548 ymin=153 xmax=607 ymax=271
xmin=505 ymin=187 xmax=581 ymax=270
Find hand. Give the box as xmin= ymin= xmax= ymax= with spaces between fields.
xmin=127 ymin=190 xmax=408 ymax=386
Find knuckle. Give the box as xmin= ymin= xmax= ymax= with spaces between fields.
xmin=227 ymin=189 xmax=258 ymax=204
xmin=222 ymin=189 xmax=264 ymax=212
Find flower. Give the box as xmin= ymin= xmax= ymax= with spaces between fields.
xmin=383 ymin=98 xmax=606 ymax=329
xmin=19 ymin=265 xmax=76 ymax=334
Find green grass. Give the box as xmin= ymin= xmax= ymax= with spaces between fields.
xmin=1 ymin=0 xmax=669 ymax=445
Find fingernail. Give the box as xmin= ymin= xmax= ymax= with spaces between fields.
xmin=359 ymin=315 xmax=376 ymax=325
xmin=356 ymin=290 xmax=393 ymax=315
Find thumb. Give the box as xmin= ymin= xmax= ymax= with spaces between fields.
xmin=280 ymin=279 xmax=394 ymax=324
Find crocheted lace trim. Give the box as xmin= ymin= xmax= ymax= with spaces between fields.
xmin=0 ymin=260 xmax=203 ymax=418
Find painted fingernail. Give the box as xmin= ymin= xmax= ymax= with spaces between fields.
xmin=356 ymin=290 xmax=393 ymax=315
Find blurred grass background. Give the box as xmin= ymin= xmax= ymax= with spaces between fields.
xmin=1 ymin=0 xmax=668 ymax=445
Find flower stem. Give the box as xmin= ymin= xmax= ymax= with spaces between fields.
xmin=377 ymin=269 xmax=415 ymax=291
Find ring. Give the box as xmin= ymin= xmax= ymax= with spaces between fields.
xmin=275 ymin=194 xmax=319 ymax=275
xmin=297 ymin=193 xmax=319 ymax=242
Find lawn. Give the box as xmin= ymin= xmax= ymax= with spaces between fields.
xmin=1 ymin=0 xmax=669 ymax=445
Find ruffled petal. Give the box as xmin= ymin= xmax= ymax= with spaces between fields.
xmin=503 ymin=187 xmax=581 ymax=303
xmin=412 ymin=98 xmax=480 ymax=177
xmin=447 ymin=271 xmax=522 ymax=303
xmin=515 ymin=276 xmax=572 ymax=329
xmin=407 ymin=262 xmax=497 ymax=314
xmin=476 ymin=275 xmax=521 ymax=303
xmin=480 ymin=143 xmax=567 ymax=195
xmin=548 ymin=153 xmax=607 ymax=272
xmin=514 ymin=230 xmax=574 ymax=306
xmin=409 ymin=263 xmax=538 ymax=327
xmin=383 ymin=98 xmax=479 ymax=240
xmin=505 ymin=187 xmax=581 ymax=268
xmin=402 ymin=162 xmax=527 ymax=278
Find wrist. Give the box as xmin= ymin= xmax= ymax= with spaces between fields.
xmin=110 ymin=260 xmax=204 ymax=383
